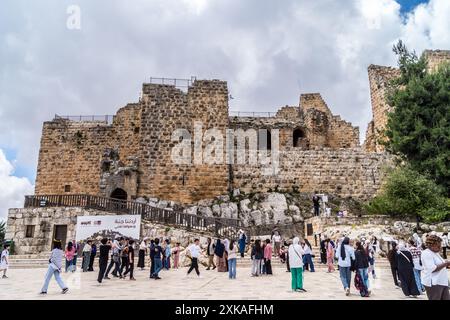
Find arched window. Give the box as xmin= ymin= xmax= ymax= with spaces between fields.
xmin=110 ymin=188 xmax=128 ymax=200
xmin=293 ymin=128 xmax=305 ymax=147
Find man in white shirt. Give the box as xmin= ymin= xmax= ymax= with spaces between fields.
xmin=421 ymin=235 xmax=450 ymax=300
xmin=273 ymin=232 xmax=282 ymax=257
xmin=82 ymin=240 xmax=92 ymax=272
xmin=187 ymin=239 xmax=202 ymax=277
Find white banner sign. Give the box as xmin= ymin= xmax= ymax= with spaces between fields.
xmin=76 ymin=215 xmax=141 ymax=242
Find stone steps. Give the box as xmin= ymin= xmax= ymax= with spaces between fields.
xmin=8 ymin=257 xmax=391 ymax=269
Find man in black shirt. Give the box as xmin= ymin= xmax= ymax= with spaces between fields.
xmin=97 ymin=238 xmax=111 ymax=283
xmin=123 ymin=239 xmax=136 ymax=280
xmin=312 ymin=192 xmax=320 ymax=216
xmin=151 ymin=238 xmax=163 ymax=280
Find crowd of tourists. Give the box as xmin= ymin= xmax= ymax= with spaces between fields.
xmin=29 ymin=227 xmax=449 ymax=300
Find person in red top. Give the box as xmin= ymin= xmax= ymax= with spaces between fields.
xmin=264 ymin=239 xmax=273 ymax=275
xmin=65 ymin=242 xmax=76 ymax=273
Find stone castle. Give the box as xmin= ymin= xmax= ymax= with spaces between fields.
xmin=7 ymin=49 xmax=449 ymax=255
xmin=33 ymin=49 xmax=449 ymax=205
xmin=35 ymin=85 xmax=387 ymax=205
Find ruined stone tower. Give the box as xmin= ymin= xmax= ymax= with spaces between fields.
xmin=364 ymin=49 xmax=450 ymax=152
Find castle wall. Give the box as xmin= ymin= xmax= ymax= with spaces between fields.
xmin=34 ymin=120 xmax=115 ymax=195
xmin=35 ymin=104 xmax=142 ymax=199
xmin=113 ymin=103 xmax=142 ymax=165
xmin=232 ymin=148 xmax=393 ymax=201
xmin=138 ymin=81 xmax=229 ymax=204
xmin=423 ymin=50 xmax=450 ymax=73
xmin=327 ymin=116 xmax=360 ymax=149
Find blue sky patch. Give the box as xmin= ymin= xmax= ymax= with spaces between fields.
xmin=396 ymin=0 xmax=429 ymax=15
xmin=0 ymin=146 xmax=36 ymax=182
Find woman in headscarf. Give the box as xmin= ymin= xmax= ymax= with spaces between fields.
xmin=320 ymin=235 xmax=327 ymax=264
xmin=238 ymin=230 xmax=247 ymax=258
xmin=354 ymin=241 xmax=370 ymax=297
xmin=396 ymin=242 xmax=420 ymax=298
xmin=387 ymin=241 xmax=400 ymax=288
xmin=214 ymin=239 xmax=227 ymax=272
xmin=325 ymin=239 xmax=335 ymax=273
xmin=413 ymin=233 xmax=422 ymax=248
xmin=223 ymin=238 xmax=230 ymax=272
xmin=288 ymin=237 xmax=306 ymax=292
xmin=336 ymin=237 xmax=355 ymax=296
xmin=137 ymin=238 xmax=147 ymax=270
xmin=365 ymin=239 xmax=376 ymax=280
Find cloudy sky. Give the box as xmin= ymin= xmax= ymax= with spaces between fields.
xmin=0 ymin=0 xmax=449 ymax=220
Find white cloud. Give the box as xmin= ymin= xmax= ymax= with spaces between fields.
xmin=0 ymin=149 xmax=34 ymax=221
xmin=0 ymin=0 xmax=448 ymax=192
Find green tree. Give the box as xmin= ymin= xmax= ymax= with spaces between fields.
xmin=384 ymin=40 xmax=450 ymax=195
xmin=366 ymin=166 xmax=449 ymax=223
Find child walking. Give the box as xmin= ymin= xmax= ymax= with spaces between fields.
xmin=0 ymin=244 xmax=10 ymax=278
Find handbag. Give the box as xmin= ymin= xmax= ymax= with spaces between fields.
xmin=350 ymin=257 xmax=356 ymax=272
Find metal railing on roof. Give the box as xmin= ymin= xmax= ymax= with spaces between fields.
xmin=229 ymin=111 xmax=277 ymax=117
xmin=147 ymin=76 xmax=197 ymax=91
xmin=54 ymin=114 xmax=114 ymax=124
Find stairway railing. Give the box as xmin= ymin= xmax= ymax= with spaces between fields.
xmin=24 ymin=194 xmax=243 ymax=239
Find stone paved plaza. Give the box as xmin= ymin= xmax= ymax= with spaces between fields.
xmin=1 ymin=264 xmax=442 ymax=300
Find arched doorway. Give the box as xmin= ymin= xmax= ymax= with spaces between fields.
xmin=293 ymin=128 xmax=306 ymax=148
xmin=110 ymin=188 xmax=128 ymax=201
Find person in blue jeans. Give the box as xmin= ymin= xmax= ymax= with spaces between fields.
xmin=227 ymin=240 xmax=238 ymax=279
xmin=336 ymin=237 xmax=355 ymax=296
xmin=302 ymin=239 xmax=315 ymax=272
xmin=40 ymin=240 xmax=69 ymax=295
xmin=163 ymin=239 xmax=171 ymax=270
xmin=355 ymin=241 xmax=370 ymax=297
xmin=151 ymin=238 xmax=163 ymax=280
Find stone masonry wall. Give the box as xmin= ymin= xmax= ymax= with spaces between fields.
xmin=35 ymin=104 xmax=141 ymax=199
xmin=233 ymin=148 xmax=394 ymax=201
xmin=364 ymin=65 xmax=401 ymax=152
xmin=364 ymin=50 xmax=449 ymax=152
xmin=423 ymin=49 xmax=450 ymax=73
xmin=6 ymin=207 xmax=220 ymax=255
xmin=138 ymin=81 xmax=230 ymax=204
xmin=34 ymin=120 xmax=114 ymax=195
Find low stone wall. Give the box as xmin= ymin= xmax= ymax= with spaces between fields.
xmin=6 ymin=207 xmax=220 ymax=255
